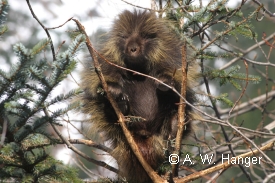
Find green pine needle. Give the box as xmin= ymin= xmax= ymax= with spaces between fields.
xmin=204 ymin=65 xmax=261 ymax=90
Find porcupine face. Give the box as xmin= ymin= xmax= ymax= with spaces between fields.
xmin=112 ymin=10 xmax=163 ymax=73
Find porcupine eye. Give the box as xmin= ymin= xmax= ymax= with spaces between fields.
xmin=144 ymin=33 xmax=157 ymax=39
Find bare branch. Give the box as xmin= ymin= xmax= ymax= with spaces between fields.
xmin=26 ymin=0 xmax=56 ymax=61
xmin=251 ymin=0 xmax=275 ymax=18
xmin=175 ymin=141 xmax=275 ymax=183
xmin=43 ymin=108 xmax=119 ymax=174
xmin=220 ymin=32 xmax=275 ymax=70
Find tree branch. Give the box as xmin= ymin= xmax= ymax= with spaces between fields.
xmin=43 ymin=108 xmax=119 ymax=174
xmin=175 ymin=141 xmax=275 ymax=183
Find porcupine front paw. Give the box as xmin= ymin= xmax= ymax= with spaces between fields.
xmin=116 ymin=93 xmax=130 ymax=115
xmin=106 ymin=83 xmax=130 ymax=115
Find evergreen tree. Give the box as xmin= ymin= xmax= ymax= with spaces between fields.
xmin=0 ymin=1 xmax=83 ymax=182
xmin=1 ymin=0 xmax=275 ymax=182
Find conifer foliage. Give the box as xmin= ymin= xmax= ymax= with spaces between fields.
xmin=0 ymin=1 xmax=83 ymax=182
xmin=1 ymin=0 xmax=275 ymax=182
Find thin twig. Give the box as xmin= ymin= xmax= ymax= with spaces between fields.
xmin=46 ymin=17 xmax=73 ymax=30
xmin=43 ymin=108 xmax=118 ymax=174
xmin=220 ymin=32 xmax=275 ymax=70
xmin=26 ymin=0 xmax=56 ymax=61
xmin=175 ymin=141 xmax=274 ymax=183
xmin=200 ymin=118 xmax=275 ymax=137
xmin=251 ymin=0 xmax=275 ymax=18
xmin=228 ymin=60 xmax=249 ymax=117
xmin=65 ymin=139 xmax=112 ymax=153
xmin=219 ymin=90 xmax=275 ymax=118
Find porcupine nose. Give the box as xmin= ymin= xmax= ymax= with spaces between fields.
xmin=128 ymin=43 xmax=140 ymax=57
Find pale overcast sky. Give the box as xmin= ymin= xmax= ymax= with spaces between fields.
xmin=9 ymin=0 xmax=238 ymax=38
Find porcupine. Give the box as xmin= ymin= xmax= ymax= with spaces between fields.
xmin=80 ymin=10 xmax=197 ymax=182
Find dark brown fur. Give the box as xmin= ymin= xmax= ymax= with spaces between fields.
xmin=80 ymin=10 xmax=197 ymax=183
